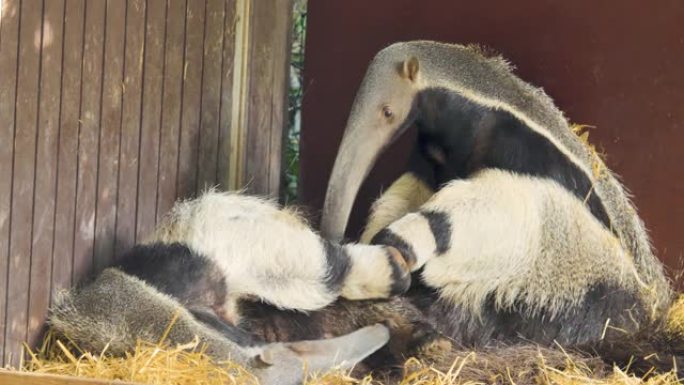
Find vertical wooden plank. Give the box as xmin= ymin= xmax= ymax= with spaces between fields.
xmin=52 ymin=0 xmax=85 ymax=294
xmin=266 ymin=0 xmax=292 ymax=197
xmin=135 ymin=0 xmax=166 ymax=241
xmin=72 ymin=0 xmax=105 ymax=281
xmin=28 ymin=0 xmax=65 ymax=347
xmin=244 ymin=0 xmax=270 ymax=195
xmin=93 ymin=0 xmax=125 ymax=271
xmin=195 ymin=0 xmax=224 ymax=193
xmin=5 ymin=0 xmax=44 ymax=366
xmin=176 ymin=0 xmax=205 ymax=199
xmin=216 ymin=0 xmax=237 ymax=189
xmin=115 ymin=0 xmax=145 ymax=255
xmin=0 ymin=0 xmax=21 ymax=365
xmin=244 ymin=0 xmax=292 ymax=196
xmin=156 ymin=0 xmax=186 ymax=221
xmin=225 ymin=0 xmax=249 ymax=191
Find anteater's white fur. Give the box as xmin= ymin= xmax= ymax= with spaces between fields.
xmin=385 ymin=169 xmax=644 ymax=319
xmin=147 ymin=190 xmax=406 ymax=323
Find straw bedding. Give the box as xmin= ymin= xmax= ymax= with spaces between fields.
xmin=10 ymin=297 xmax=684 ymax=385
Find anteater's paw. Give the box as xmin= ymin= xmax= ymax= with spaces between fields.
xmin=340 ymin=244 xmax=413 ymax=300
xmin=385 ymin=246 xmax=413 ymax=295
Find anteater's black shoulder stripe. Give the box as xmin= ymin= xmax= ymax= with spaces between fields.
xmin=114 ymin=242 xmax=228 ymax=308
xmin=371 ymin=229 xmax=418 ymax=267
xmin=480 ymin=113 xmax=613 ymax=231
xmin=420 ymin=210 xmax=451 ymax=254
xmin=321 ymin=240 xmax=351 ymax=292
xmin=415 ymin=87 xmax=613 ymax=232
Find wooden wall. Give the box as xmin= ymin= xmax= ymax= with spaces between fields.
xmin=300 ymin=1 xmax=684 ymax=277
xmin=0 ymin=0 xmax=292 ymax=366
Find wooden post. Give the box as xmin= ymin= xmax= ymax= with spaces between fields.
xmin=0 ymin=371 xmax=142 ymax=385
xmin=227 ymin=0 xmax=294 ymax=196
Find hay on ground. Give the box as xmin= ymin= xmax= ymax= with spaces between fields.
xmin=20 ymin=329 xmax=258 ymax=385
xmin=12 ymin=328 xmax=682 ymax=385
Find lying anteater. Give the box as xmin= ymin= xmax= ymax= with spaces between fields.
xmin=50 ymin=267 xmax=391 ymax=385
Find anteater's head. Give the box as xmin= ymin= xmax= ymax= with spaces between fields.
xmin=322 ymin=45 xmax=423 ymax=240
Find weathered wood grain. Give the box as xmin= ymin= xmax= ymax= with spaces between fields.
xmin=0 ymin=0 xmax=21 ymax=365
xmin=176 ymin=0 xmax=206 ymax=199
xmin=52 ymin=0 xmax=85 ymax=297
xmin=216 ymin=0 xmax=237 ymax=189
xmin=93 ymin=0 xmax=126 ymax=271
xmin=28 ymin=0 xmax=66 ymax=348
xmin=72 ymin=0 xmax=106 ymax=282
xmin=115 ymin=0 xmax=146 ymax=255
xmin=135 ymin=0 xmax=166 ymax=241
xmin=195 ymin=0 xmax=225 ymax=194
xmin=5 ymin=0 xmax=44 ymax=366
xmin=244 ymin=0 xmax=293 ymax=196
xmin=156 ymin=0 xmax=187 ymax=222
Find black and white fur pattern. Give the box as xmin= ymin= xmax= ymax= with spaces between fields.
xmin=323 ymin=41 xmax=673 ymax=347
xmin=372 ymin=169 xmax=650 ymax=345
xmin=47 ymin=190 xmax=679 ymax=379
xmin=145 ymin=190 xmax=411 ymax=324
xmin=49 ymin=268 xmax=391 ymax=385
xmin=113 ymin=219 xmax=447 ymax=376
xmin=47 ymin=192 xmax=409 ymax=384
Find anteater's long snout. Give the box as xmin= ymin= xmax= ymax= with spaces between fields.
xmin=321 ymin=122 xmax=391 ymax=241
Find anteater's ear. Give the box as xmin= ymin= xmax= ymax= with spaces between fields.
xmin=401 ymin=56 xmax=420 ymax=82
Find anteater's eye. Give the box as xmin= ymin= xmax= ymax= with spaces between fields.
xmin=382 ymin=106 xmax=393 ymax=119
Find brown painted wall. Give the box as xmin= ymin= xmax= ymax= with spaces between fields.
xmin=300 ymin=1 xmax=684 ymax=280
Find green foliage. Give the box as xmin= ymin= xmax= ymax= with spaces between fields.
xmin=282 ymin=0 xmax=307 ymax=203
